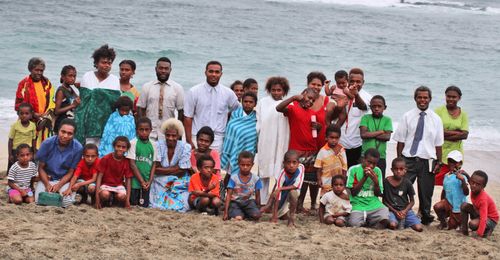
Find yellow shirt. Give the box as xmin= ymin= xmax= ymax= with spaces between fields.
xmin=8 ymin=120 xmax=36 ymax=148
xmin=34 ymin=81 xmax=46 ymax=113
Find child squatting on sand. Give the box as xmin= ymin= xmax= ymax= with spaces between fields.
xmin=319 ymin=175 xmax=351 ymax=227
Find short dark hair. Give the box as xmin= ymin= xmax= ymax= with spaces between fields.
xmin=302 ymin=88 xmax=320 ymax=99
xmin=28 ymin=57 xmax=45 ymax=71
xmin=364 ymin=148 xmax=380 ymax=159
xmin=414 ymin=86 xmax=432 ymax=100
xmin=265 ymin=77 xmax=290 ymax=96
xmin=243 ymin=78 xmax=258 ymax=90
xmin=156 ymin=57 xmax=171 ymax=66
xmin=59 ymin=118 xmax=77 ymax=132
xmin=92 ymin=44 xmax=116 ymax=66
xmin=136 ymin=117 xmax=152 ymax=128
xmin=114 ymin=96 xmax=134 ymax=110
xmin=112 ymin=136 xmax=131 ymax=149
xmin=230 ymin=80 xmax=243 ymax=90
xmin=238 ymin=151 xmax=254 ymax=163
xmin=331 ymin=174 xmax=346 ymax=185
xmin=326 ymin=125 xmax=341 ymax=137
xmin=307 ymin=71 xmax=326 ymax=85
xmin=334 ymin=70 xmax=348 ymax=81
xmin=196 ymin=154 xmax=215 ymax=169
xmin=196 ymin=126 xmax=215 ymax=143
xmin=205 ymin=60 xmax=222 ymax=71
xmin=119 ymin=60 xmax=136 ymax=71
xmin=284 ymin=150 xmax=299 ymax=162
xmin=60 ymin=65 xmax=76 ymax=84
xmin=16 ymin=143 xmax=32 ymax=155
xmin=83 ymin=143 xmax=98 ymax=154
xmin=349 ymin=68 xmax=364 ymax=78
xmin=472 ymin=170 xmax=488 ymax=187
xmin=445 ymin=85 xmax=462 ymax=97
xmin=371 ymin=95 xmax=387 ymax=106
xmin=391 ymin=157 xmax=406 ymax=168
xmin=241 ymin=92 xmax=258 ymax=104
xmin=17 ymin=103 xmax=33 ymax=114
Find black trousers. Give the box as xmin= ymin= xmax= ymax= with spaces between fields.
xmin=345 ymin=146 xmax=363 ymax=168
xmin=403 ymin=156 xmax=434 ymax=219
xmin=377 ymin=158 xmax=387 ymax=179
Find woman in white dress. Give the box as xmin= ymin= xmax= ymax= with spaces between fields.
xmin=256 ymin=77 xmax=290 ymax=205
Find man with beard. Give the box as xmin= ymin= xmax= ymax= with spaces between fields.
xmin=184 ymin=61 xmax=239 ymax=152
xmin=393 ymin=86 xmax=444 ymax=225
xmin=137 ymin=57 xmax=185 ymax=141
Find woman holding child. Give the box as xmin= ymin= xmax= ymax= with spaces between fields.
xmin=149 ymin=118 xmax=192 ymax=212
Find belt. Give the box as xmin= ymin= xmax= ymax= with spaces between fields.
xmin=403 ymin=156 xmax=428 ymax=162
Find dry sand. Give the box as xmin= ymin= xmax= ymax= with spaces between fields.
xmin=0 ymin=138 xmax=499 ymax=259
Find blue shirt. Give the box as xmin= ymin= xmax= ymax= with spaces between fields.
xmin=443 ymin=173 xmax=468 ymax=213
xmin=35 ymin=136 xmax=83 ymax=180
xmin=227 ymin=173 xmax=262 ymax=202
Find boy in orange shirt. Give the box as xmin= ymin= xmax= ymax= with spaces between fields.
xmin=188 ymin=154 xmax=221 ymax=215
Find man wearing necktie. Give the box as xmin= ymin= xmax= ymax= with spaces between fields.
xmin=394 ymin=86 xmax=444 ymax=225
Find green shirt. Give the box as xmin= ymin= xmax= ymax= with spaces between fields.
xmin=360 ymin=114 xmax=393 ymax=159
xmin=435 ymin=106 xmax=469 ymax=164
xmin=346 ymin=164 xmax=384 ymax=211
xmin=127 ymin=138 xmax=159 ymax=189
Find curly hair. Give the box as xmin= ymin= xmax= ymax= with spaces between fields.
xmin=161 ymin=118 xmax=185 ymax=137
xmin=265 ymin=76 xmax=290 ymax=96
xmin=92 ymin=44 xmax=116 ymax=66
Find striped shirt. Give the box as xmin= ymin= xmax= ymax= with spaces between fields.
xmin=7 ymin=161 xmax=38 ymax=189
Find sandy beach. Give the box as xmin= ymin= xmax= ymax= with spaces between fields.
xmin=1 ymin=137 xmax=499 ymax=258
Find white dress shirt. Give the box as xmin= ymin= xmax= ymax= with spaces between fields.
xmin=393 ymin=107 xmax=444 ymax=159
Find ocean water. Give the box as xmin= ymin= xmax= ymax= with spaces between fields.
xmin=1 ymin=0 xmax=499 ymax=150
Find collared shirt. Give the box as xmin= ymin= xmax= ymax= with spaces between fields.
xmin=80 ymin=71 xmax=120 ymax=91
xmin=137 ymin=79 xmax=184 ymax=139
xmin=393 ymin=107 xmax=444 ymax=159
xmin=35 ymin=136 xmax=83 ymax=180
xmin=183 ymin=82 xmax=239 ymax=135
xmin=340 ymin=89 xmax=371 ymax=149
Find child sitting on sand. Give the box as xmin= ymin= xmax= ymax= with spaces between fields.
xmin=62 ymin=143 xmax=99 ymax=205
xmin=8 ymin=103 xmax=36 ymax=170
xmin=461 ymin=170 xmax=499 ymax=238
xmin=7 ymin=144 xmax=38 ymax=204
xmin=383 ymin=158 xmax=423 ymax=232
xmin=223 ymin=151 xmax=262 ymax=221
xmin=346 ymin=148 xmax=389 ymax=228
xmin=128 ymin=117 xmax=159 ymax=208
xmin=314 ymin=125 xmax=347 ymax=196
xmin=433 ymin=150 xmax=469 ymax=230
xmin=261 ymin=150 xmax=305 ymax=227
xmin=319 ymin=175 xmax=351 ymax=227
xmin=98 ymin=96 xmax=136 ymax=157
xmin=188 ymin=155 xmax=221 ymax=215
xmin=95 ymin=136 xmax=133 ymax=209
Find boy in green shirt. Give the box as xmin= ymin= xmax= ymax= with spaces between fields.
xmin=127 ymin=117 xmax=159 ymax=207
xmin=346 ymin=148 xmax=389 ymax=228
xmin=360 ymin=95 xmax=392 ymax=178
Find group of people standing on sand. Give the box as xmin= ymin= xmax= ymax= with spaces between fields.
xmin=6 ymin=44 xmax=497 ymax=237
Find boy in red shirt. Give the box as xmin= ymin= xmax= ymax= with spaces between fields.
xmin=461 ymin=170 xmax=499 ymax=238
xmin=63 ymin=143 xmax=100 ymax=205
xmin=188 ymin=154 xmax=221 ymax=215
xmin=95 ymin=136 xmax=133 ymax=209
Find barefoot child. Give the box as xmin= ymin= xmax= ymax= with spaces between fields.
xmin=223 ymin=151 xmax=262 ymax=221
xmin=95 ymin=136 xmax=133 ymax=209
xmin=188 ymin=155 xmax=221 ymax=215
xmin=346 ymin=148 xmax=389 ymax=228
xmin=360 ymin=95 xmax=393 ymax=177
xmin=319 ymin=175 xmax=351 ymax=227
xmin=383 ymin=158 xmax=423 ymax=232
xmin=461 ymin=170 xmax=498 ymax=238
xmin=8 ymin=103 xmax=36 ymax=170
xmin=433 ymin=150 xmax=469 ymax=230
xmin=63 ymin=143 xmax=99 ymax=204
xmin=128 ymin=117 xmax=159 ymax=208
xmin=262 ymin=150 xmax=305 ymax=227
xmin=98 ymin=96 xmax=136 ymax=157
xmin=7 ymin=144 xmax=38 ymax=204
xmin=315 ymin=125 xmax=347 ymax=196
xmin=54 ymin=65 xmax=80 ymax=134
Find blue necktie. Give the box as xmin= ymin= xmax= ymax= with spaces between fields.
xmin=410 ymin=111 xmax=426 ymax=156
